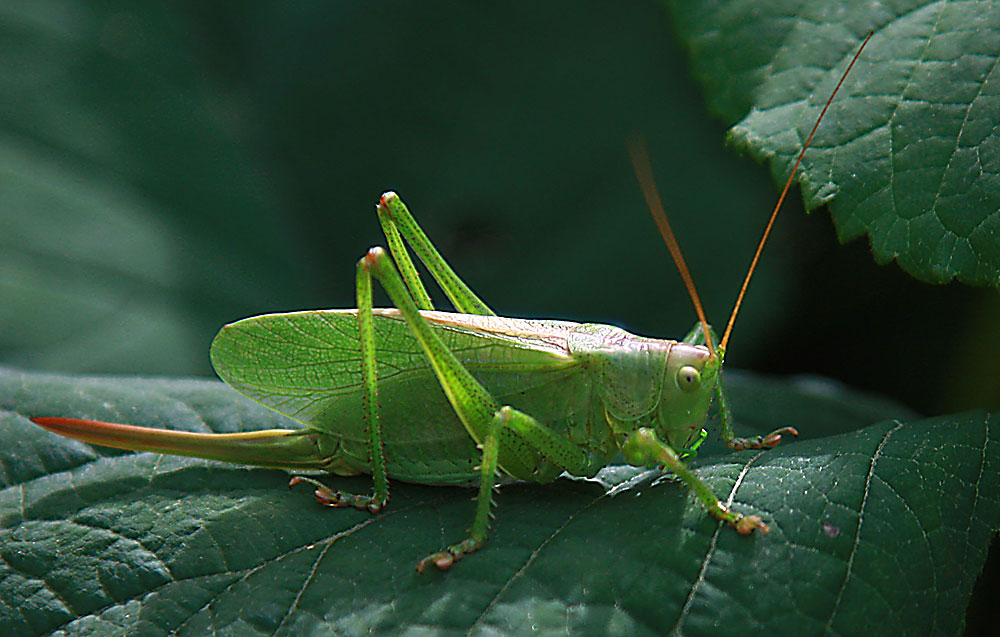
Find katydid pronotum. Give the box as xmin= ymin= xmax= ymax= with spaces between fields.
xmin=32 ymin=33 xmax=872 ymax=572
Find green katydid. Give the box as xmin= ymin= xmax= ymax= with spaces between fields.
xmin=32 ymin=33 xmax=872 ymax=572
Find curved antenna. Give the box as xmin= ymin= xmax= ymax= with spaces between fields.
xmin=719 ymin=32 xmax=873 ymax=352
xmin=629 ymin=137 xmax=716 ymax=354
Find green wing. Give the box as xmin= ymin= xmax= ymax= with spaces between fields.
xmin=209 ymin=309 xmax=580 ymax=427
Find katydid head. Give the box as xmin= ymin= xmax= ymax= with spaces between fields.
xmin=656 ymin=341 xmax=722 ymax=450
xmin=630 ymin=33 xmax=872 ymax=362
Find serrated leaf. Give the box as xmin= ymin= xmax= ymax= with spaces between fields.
xmin=0 ymin=366 xmax=994 ymax=635
xmin=667 ymin=0 xmax=1000 ymax=288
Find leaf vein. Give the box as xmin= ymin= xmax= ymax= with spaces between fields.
xmin=672 ymin=450 xmax=768 ymax=633
xmin=823 ymin=421 xmax=905 ymax=632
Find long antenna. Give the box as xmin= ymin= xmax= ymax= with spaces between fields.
xmin=629 ymin=138 xmax=716 ymax=354
xmin=719 ymin=32 xmax=873 ymax=352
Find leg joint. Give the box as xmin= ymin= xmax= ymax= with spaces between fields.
xmin=360 ymin=246 xmax=388 ymax=270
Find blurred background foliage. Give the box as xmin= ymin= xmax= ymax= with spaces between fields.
xmin=1 ymin=0 xmax=998 ymax=417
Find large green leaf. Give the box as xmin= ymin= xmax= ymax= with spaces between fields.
xmin=667 ymin=0 xmax=1000 ymax=287
xmin=1 ymin=366 xmax=994 ymax=635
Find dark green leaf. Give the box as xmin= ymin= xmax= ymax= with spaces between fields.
xmin=0 ymin=1 xmax=311 ymax=376
xmin=1 ymin=366 xmax=994 ymax=635
xmin=667 ymin=0 xmax=1000 ymax=287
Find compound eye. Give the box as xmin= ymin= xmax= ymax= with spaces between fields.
xmin=676 ymin=365 xmax=701 ymax=391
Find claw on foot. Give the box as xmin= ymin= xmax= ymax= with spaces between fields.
xmin=762 ymin=426 xmax=799 ymax=447
xmin=711 ymin=502 xmax=770 ymax=535
xmin=288 ymin=476 xmax=385 ymax=513
xmin=415 ymin=538 xmax=483 ymax=573
xmin=728 ymin=426 xmax=799 ymax=451
xmin=415 ymin=551 xmax=455 ymax=573
xmin=734 ymin=514 xmax=770 ymax=535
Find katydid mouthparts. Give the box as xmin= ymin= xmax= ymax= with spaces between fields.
xmin=31 ymin=32 xmax=872 ymax=572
